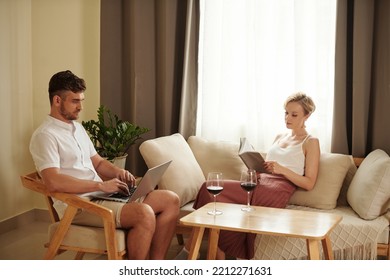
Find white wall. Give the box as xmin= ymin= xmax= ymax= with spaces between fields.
xmin=0 ymin=0 xmax=100 ymax=222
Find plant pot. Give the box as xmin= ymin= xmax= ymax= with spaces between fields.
xmin=111 ymin=154 xmax=128 ymax=169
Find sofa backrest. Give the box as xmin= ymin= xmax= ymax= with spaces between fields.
xmin=188 ymin=135 xmax=361 ymax=209
xmin=188 ymin=136 xmax=246 ymax=180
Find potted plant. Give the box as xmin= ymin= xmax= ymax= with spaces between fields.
xmin=82 ymin=105 xmax=150 ymax=168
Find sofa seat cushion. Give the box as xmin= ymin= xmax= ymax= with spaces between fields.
xmin=139 ymin=133 xmax=205 ymax=207
xmin=347 ymin=149 xmax=390 ymax=220
xmin=253 ymin=205 xmax=390 ymax=260
xmin=288 ymin=153 xmax=354 ymax=209
xmin=179 ymin=201 xmax=195 ymax=218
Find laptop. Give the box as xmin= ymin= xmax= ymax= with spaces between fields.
xmin=92 ymin=160 xmax=172 ymax=203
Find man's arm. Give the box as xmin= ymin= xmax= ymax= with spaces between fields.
xmin=40 ymin=167 xmax=104 ymax=193
xmin=40 ymin=165 xmax=131 ymax=195
xmin=91 ymin=154 xmax=135 ymax=185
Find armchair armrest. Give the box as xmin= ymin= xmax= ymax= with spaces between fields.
xmin=52 ymin=192 xmax=115 ymax=221
xmin=22 ymin=172 xmax=115 ymax=220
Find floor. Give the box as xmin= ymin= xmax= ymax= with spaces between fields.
xmin=0 ymin=219 xmax=201 ymax=260
xmin=1 ymin=218 xmax=387 ymax=260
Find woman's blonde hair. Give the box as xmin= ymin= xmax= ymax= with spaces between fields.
xmin=284 ymin=92 xmax=316 ymax=116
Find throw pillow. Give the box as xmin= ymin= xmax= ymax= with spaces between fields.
xmin=288 ymin=153 xmax=353 ymax=209
xmin=188 ymin=136 xmax=247 ymax=181
xmin=347 ymin=149 xmax=390 ymax=220
xmin=139 ymin=133 xmax=205 ymax=207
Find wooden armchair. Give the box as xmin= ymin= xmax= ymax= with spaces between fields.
xmin=20 ymin=172 xmax=127 ymax=260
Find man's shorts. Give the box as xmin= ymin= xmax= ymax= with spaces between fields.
xmin=54 ymin=196 xmax=146 ymax=228
xmin=72 ymin=199 xmax=126 ymax=228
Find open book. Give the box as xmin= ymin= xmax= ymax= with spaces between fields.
xmin=238 ymin=137 xmax=269 ymax=173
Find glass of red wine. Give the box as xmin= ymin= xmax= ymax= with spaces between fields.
xmin=240 ymin=169 xmax=257 ymax=212
xmin=206 ymin=172 xmax=224 ymax=215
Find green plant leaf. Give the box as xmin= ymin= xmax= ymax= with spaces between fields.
xmin=82 ymin=105 xmax=150 ymax=160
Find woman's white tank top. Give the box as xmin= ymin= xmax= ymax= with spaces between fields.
xmin=265 ymin=135 xmax=310 ymax=175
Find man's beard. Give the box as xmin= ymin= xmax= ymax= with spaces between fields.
xmin=60 ymin=103 xmax=79 ymax=121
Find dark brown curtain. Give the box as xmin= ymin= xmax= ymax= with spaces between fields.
xmin=332 ymin=0 xmax=390 ymax=157
xmin=100 ymin=0 xmax=199 ymax=174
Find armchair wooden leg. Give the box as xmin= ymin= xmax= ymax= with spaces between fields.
xmin=176 ymin=234 xmax=184 ymax=245
xmin=175 ymin=224 xmax=193 ymax=245
xmin=74 ymin=252 xmax=85 ymax=260
xmin=103 ymin=214 xmax=120 ymax=260
xmin=45 ymin=206 xmax=78 ymax=259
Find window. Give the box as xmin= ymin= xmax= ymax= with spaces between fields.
xmin=196 ymin=0 xmax=337 ymax=152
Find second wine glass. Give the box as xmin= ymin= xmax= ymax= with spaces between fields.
xmin=240 ymin=169 xmax=257 ymax=212
xmin=206 ymin=172 xmax=224 ymax=215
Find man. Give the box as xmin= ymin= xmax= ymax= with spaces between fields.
xmin=30 ymin=70 xmax=180 ymax=259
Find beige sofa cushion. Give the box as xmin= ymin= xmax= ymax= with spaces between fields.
xmin=188 ymin=136 xmax=247 ymax=180
xmin=347 ymin=149 xmax=390 ymax=220
xmin=289 ymin=153 xmax=353 ymax=209
xmin=139 ymin=133 xmax=205 ymax=206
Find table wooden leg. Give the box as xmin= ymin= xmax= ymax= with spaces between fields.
xmin=207 ymin=228 xmax=220 ymax=260
xmin=188 ymin=227 xmax=205 ymax=260
xmin=321 ymin=235 xmax=334 ymax=260
xmin=306 ymin=239 xmax=320 ymax=260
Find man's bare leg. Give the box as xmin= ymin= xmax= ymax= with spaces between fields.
xmin=120 ymin=202 xmax=156 ymax=259
xmin=143 ymin=190 xmax=180 ymax=259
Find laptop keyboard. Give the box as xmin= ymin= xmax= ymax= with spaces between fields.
xmin=109 ymin=187 xmax=136 ymax=199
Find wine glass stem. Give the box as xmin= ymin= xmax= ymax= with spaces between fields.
xmin=247 ymin=192 xmax=250 ymax=208
xmin=214 ymin=195 xmax=217 ymax=213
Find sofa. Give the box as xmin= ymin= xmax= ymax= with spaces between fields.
xmin=139 ymin=133 xmax=390 ymax=260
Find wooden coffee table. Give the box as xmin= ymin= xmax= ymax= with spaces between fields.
xmin=180 ymin=202 xmax=342 ymax=260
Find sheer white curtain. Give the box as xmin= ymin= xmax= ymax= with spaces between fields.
xmin=196 ymin=0 xmax=336 ymax=153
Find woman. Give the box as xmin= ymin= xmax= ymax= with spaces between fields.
xmin=177 ymin=92 xmax=321 ymax=260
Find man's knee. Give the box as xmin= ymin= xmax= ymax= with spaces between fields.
xmin=168 ymin=190 xmax=180 ymax=205
xmin=164 ymin=190 xmax=180 ymax=213
xmin=121 ymin=203 xmax=156 ymax=230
